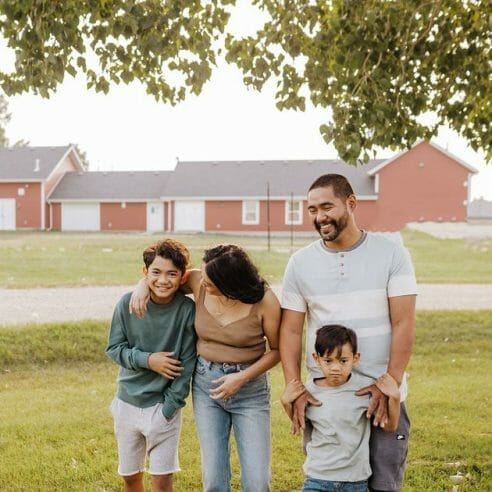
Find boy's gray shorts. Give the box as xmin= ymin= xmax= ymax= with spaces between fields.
xmin=368 ymin=403 xmax=411 ymax=491
xmin=110 ymin=398 xmax=182 ymax=476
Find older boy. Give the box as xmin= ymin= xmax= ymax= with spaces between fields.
xmin=106 ymin=239 xmax=196 ymax=492
xmin=282 ymin=325 xmax=400 ymax=492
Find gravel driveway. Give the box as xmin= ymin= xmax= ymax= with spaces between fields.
xmin=1 ymin=283 xmax=491 ymax=327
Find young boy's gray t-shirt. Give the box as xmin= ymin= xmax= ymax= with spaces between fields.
xmin=304 ymin=373 xmax=373 ymax=482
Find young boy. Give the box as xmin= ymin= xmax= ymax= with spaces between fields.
xmin=106 ymin=239 xmax=196 ymax=492
xmin=281 ymin=325 xmax=400 ymax=492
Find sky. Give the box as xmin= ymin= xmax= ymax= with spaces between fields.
xmin=1 ymin=4 xmax=490 ymax=200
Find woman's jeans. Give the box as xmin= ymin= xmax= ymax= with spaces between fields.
xmin=192 ymin=356 xmax=271 ymax=492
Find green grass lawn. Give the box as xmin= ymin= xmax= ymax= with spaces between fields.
xmin=0 ymin=229 xmax=491 ymax=287
xmin=1 ymin=311 xmax=491 ymax=491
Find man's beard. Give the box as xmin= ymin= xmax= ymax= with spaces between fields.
xmin=315 ymin=211 xmax=349 ymax=243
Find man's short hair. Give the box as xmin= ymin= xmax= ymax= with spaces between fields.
xmin=309 ymin=174 xmax=354 ymax=199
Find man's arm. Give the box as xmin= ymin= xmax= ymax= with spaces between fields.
xmin=387 ymin=294 xmax=416 ymax=385
xmin=357 ymin=294 xmax=416 ymax=426
xmin=376 ymin=373 xmax=401 ymax=432
xmin=280 ymin=379 xmax=306 ymax=420
xmin=279 ymin=308 xmax=320 ymax=433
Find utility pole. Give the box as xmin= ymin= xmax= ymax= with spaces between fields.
xmin=266 ymin=181 xmax=271 ymax=252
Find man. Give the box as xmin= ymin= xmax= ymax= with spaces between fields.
xmin=279 ymin=174 xmax=417 ymax=492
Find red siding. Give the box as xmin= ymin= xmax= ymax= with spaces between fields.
xmin=45 ymin=152 xmax=81 ymax=228
xmin=100 ymin=203 xmax=147 ymax=231
xmin=372 ymin=142 xmax=470 ymax=230
xmin=204 ymin=199 xmax=384 ymax=233
xmin=205 ymin=200 xmax=313 ymax=232
xmin=0 ymin=182 xmax=42 ymax=229
xmin=51 ymin=203 xmax=61 ymax=230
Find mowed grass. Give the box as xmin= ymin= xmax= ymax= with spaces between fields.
xmin=1 ymin=312 xmax=491 ymax=491
xmin=0 ymin=229 xmax=491 ymax=287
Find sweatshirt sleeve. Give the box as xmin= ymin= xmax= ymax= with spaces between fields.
xmin=161 ymin=308 xmax=197 ymax=418
xmin=105 ymin=296 xmax=151 ymax=370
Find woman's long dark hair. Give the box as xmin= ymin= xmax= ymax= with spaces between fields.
xmin=203 ymin=244 xmax=267 ymax=304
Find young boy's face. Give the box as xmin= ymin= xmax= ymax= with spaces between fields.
xmin=313 ymin=342 xmax=360 ymax=386
xmin=144 ymin=256 xmax=185 ymax=304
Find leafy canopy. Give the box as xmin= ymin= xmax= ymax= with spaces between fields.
xmin=0 ymin=0 xmax=489 ymax=163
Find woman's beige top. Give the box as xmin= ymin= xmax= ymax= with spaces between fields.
xmin=195 ymin=284 xmax=266 ymax=363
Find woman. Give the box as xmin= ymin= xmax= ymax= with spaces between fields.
xmin=130 ymin=244 xmax=280 ymax=492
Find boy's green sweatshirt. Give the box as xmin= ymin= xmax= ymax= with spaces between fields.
xmin=106 ymin=291 xmax=196 ymax=418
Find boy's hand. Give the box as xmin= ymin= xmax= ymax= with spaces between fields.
xmin=356 ymin=383 xmax=388 ymax=427
xmin=291 ymin=390 xmax=322 ymax=435
xmin=375 ymin=373 xmax=400 ymax=401
xmin=129 ymin=279 xmax=151 ymax=318
xmin=148 ymin=352 xmax=183 ymax=379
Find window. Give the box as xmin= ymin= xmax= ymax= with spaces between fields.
xmin=285 ymin=200 xmax=303 ymax=225
xmin=242 ymin=200 xmax=259 ymax=225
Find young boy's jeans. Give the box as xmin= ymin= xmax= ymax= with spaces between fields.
xmin=302 ymin=477 xmax=368 ymax=491
xmin=192 ymin=356 xmax=271 ymax=492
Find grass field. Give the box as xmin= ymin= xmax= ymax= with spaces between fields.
xmin=0 ymin=229 xmax=491 ymax=287
xmin=1 ymin=311 xmax=491 ymax=491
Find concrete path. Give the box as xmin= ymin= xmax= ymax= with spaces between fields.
xmin=1 ymin=284 xmax=491 ymax=327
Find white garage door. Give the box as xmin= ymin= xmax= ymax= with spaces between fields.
xmin=61 ymin=203 xmax=100 ymax=231
xmin=0 ymin=199 xmax=15 ymax=230
xmin=174 ymin=201 xmax=205 ymax=232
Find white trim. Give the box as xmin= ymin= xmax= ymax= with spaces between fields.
xmin=284 ymin=199 xmax=303 ymax=225
xmin=242 ymin=200 xmax=260 ymax=225
xmin=47 ymin=198 xmax=157 ymax=203
xmin=367 ymin=140 xmax=479 ymax=176
xmin=45 ymin=171 xmax=72 ymax=200
xmin=0 ymin=179 xmax=43 ymax=183
xmin=161 ymin=195 xmax=379 ymax=201
xmin=48 ymin=202 xmax=53 ymax=230
xmin=45 ymin=146 xmax=84 ymax=183
xmin=167 ymin=201 xmax=172 ymax=231
xmin=374 ymin=174 xmax=380 ymax=194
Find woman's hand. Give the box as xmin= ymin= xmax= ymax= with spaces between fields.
xmin=209 ymin=372 xmax=247 ymax=400
xmin=148 ymin=352 xmax=183 ymax=379
xmin=129 ymin=279 xmax=151 ymax=318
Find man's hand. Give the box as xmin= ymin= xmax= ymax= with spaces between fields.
xmin=148 ymin=352 xmax=183 ymax=379
xmin=375 ymin=373 xmax=400 ymax=400
xmin=281 ymin=379 xmax=306 ymax=406
xmin=356 ymin=383 xmax=389 ymax=427
xmin=291 ymin=390 xmax=321 ymax=435
xmin=129 ymin=279 xmax=151 ymax=318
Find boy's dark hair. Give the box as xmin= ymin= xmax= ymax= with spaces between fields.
xmin=315 ymin=325 xmax=358 ymax=356
xmin=143 ymin=238 xmax=190 ymax=273
xmin=308 ymin=174 xmax=354 ymax=200
xmin=203 ymin=244 xmax=267 ymax=304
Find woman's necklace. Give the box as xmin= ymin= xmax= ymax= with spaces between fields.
xmin=213 ymin=296 xmax=239 ymax=316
